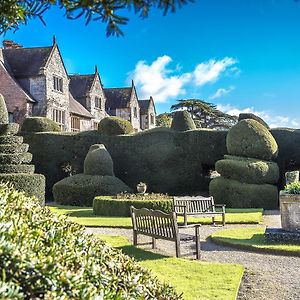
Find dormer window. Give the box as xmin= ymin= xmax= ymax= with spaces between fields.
xmin=95 ymin=96 xmax=101 ymax=109
xmin=53 ymin=76 xmax=63 ymax=92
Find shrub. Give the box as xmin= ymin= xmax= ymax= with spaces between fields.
xmin=285 ymin=171 xmax=299 ymax=184
xmin=98 ymin=116 xmax=134 ymax=135
xmin=53 ymin=174 xmax=132 ymax=206
xmin=20 ymin=117 xmax=61 ymax=132
xmin=0 ymin=123 xmax=19 ymax=135
xmin=0 ymin=152 xmax=32 ymax=164
xmin=0 ymin=164 xmax=35 ymax=173
xmin=226 ymin=119 xmax=278 ymax=160
xmin=93 ymin=196 xmax=173 ymax=216
xmin=0 ymin=143 xmax=29 ymax=154
xmin=84 ymin=144 xmax=114 ymax=176
xmin=283 ymin=182 xmax=300 ymax=194
xmin=0 ymin=135 xmax=23 ymax=144
xmin=0 ymin=173 xmax=45 ymax=204
xmin=171 ymin=111 xmax=196 ymax=131
xmin=238 ymin=113 xmax=269 ymax=129
xmin=216 ymin=156 xmax=279 ymax=184
xmin=209 ymin=177 xmax=278 ymax=209
xmin=0 ymin=184 xmax=181 ymax=299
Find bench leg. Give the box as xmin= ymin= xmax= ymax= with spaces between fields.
xmin=152 ymin=237 xmax=156 ymax=249
xmin=212 ymin=217 xmax=216 ymax=226
xmin=133 ymin=231 xmax=138 ymax=246
xmin=184 ymin=213 xmax=187 ymax=227
xmin=175 ymin=240 xmax=181 ymax=258
xmin=195 ymin=226 xmax=201 ymax=259
xmin=222 ymin=213 xmax=225 ymax=226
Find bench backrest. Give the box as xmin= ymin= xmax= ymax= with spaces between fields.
xmin=173 ymin=196 xmax=215 ymax=214
xmin=130 ymin=206 xmax=178 ymax=241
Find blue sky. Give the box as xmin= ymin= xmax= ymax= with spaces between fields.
xmin=1 ymin=0 xmax=300 ymax=127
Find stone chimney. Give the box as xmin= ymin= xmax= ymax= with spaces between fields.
xmin=2 ymin=40 xmax=23 ymax=49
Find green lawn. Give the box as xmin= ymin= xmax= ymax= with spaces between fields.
xmin=211 ymin=227 xmax=300 ymax=256
xmin=48 ymin=204 xmax=263 ymax=227
xmin=99 ymin=234 xmax=244 ymax=300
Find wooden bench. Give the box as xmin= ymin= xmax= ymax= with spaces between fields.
xmin=130 ymin=206 xmax=201 ymax=259
xmin=173 ymin=196 xmax=226 ymax=227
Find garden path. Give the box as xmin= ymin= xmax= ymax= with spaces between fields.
xmin=85 ymin=211 xmax=300 ymax=300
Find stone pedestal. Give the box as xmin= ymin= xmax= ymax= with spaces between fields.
xmin=280 ymin=193 xmax=300 ymax=231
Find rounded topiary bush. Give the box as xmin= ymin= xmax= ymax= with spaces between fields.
xmin=238 ymin=113 xmax=269 ymax=129
xmin=84 ymin=144 xmax=114 ymax=176
xmin=98 ymin=116 xmax=134 ymax=136
xmin=0 ymin=174 xmax=45 ymax=204
xmin=209 ymin=177 xmax=278 ymax=209
xmin=216 ymin=156 xmax=279 ymax=184
xmin=0 ymin=184 xmax=180 ymax=299
xmin=53 ymin=174 xmax=132 ymax=206
xmin=171 ymin=111 xmax=196 ymax=131
xmin=21 ymin=117 xmax=61 ymax=132
xmin=226 ymin=119 xmax=278 ymax=160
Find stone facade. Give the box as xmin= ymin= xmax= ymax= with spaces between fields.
xmin=0 ymin=39 xmax=156 ymax=132
xmin=139 ymin=97 xmax=156 ymax=130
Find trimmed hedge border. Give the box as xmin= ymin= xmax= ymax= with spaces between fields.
xmin=93 ymin=196 xmax=173 ymax=216
xmin=0 ymin=173 xmax=45 ymax=204
xmin=0 ymin=143 xmax=29 ymax=154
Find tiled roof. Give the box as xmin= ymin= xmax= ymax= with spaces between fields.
xmin=138 ymin=100 xmax=150 ymax=114
xmin=69 ymin=93 xmax=93 ymax=119
xmin=104 ymin=87 xmax=132 ymax=110
xmin=2 ymin=46 xmax=53 ymax=77
xmin=0 ymin=61 xmax=35 ymax=113
xmin=69 ymin=74 xmax=95 ymax=99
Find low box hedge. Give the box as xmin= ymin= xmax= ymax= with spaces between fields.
xmin=0 ymin=184 xmax=180 ymax=299
xmin=93 ymin=195 xmax=173 ymax=216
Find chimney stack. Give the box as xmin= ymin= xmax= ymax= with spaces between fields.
xmin=2 ymin=40 xmax=23 ymax=49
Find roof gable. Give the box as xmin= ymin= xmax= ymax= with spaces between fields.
xmin=69 ymin=74 xmax=95 ymax=99
xmin=139 ymin=96 xmax=156 ymax=114
xmin=104 ymin=87 xmax=132 ymax=110
xmin=2 ymin=46 xmax=53 ymax=77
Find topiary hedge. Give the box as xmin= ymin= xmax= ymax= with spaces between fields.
xmin=0 ymin=143 xmax=29 ymax=154
xmin=171 ymin=111 xmax=196 ymax=131
xmin=209 ymin=177 xmax=278 ymax=209
xmin=0 ymin=123 xmax=19 ymax=135
xmin=238 ymin=113 xmax=269 ymax=129
xmin=93 ymin=196 xmax=173 ymax=216
xmin=0 ymin=174 xmax=45 ymax=204
xmin=0 ymin=164 xmax=35 ymax=173
xmin=98 ymin=116 xmax=134 ymax=135
xmin=216 ymin=156 xmax=279 ymax=184
xmin=20 ymin=117 xmax=61 ymax=132
xmin=226 ymin=119 xmax=278 ymax=160
xmin=0 ymin=152 xmax=32 ymax=164
xmin=53 ymin=174 xmax=132 ymax=206
xmin=0 ymin=184 xmax=181 ymax=299
xmin=0 ymin=135 xmax=23 ymax=144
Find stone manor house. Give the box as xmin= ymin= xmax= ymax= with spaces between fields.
xmin=0 ymin=39 xmax=156 ymax=132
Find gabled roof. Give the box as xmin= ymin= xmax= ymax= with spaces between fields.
xmin=0 ymin=61 xmax=35 ymax=112
xmin=138 ymin=96 xmax=156 ymax=115
xmin=2 ymin=46 xmax=53 ymax=77
xmin=69 ymin=74 xmax=95 ymax=99
xmin=104 ymin=87 xmax=132 ymax=110
xmin=69 ymin=93 xmax=93 ymax=119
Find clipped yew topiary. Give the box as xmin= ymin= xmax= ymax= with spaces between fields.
xmin=0 ymin=94 xmax=9 ymax=124
xmin=20 ymin=117 xmax=61 ymax=132
xmin=216 ymin=156 xmax=279 ymax=184
xmin=0 ymin=184 xmax=181 ymax=299
xmin=53 ymin=144 xmax=132 ymax=206
xmin=209 ymin=177 xmax=278 ymax=209
xmin=171 ymin=110 xmax=196 ymax=131
xmin=53 ymin=174 xmax=132 ymax=206
xmin=226 ymin=119 xmax=278 ymax=160
xmin=98 ymin=116 xmax=134 ymax=135
xmin=238 ymin=113 xmax=270 ymax=129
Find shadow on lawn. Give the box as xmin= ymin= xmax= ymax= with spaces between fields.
xmin=117 ymin=245 xmax=167 ymax=261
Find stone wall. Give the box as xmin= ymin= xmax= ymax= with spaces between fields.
xmin=29 ymin=76 xmax=47 ymax=116
xmin=129 ymin=90 xmax=140 ymax=131
xmin=44 ymin=46 xmax=70 ymax=131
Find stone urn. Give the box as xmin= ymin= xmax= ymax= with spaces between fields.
xmin=280 ymin=192 xmax=300 ymax=231
xmin=137 ymin=182 xmax=147 ymax=194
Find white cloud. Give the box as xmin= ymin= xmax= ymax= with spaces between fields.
xmin=217 ymin=104 xmax=299 ymax=129
xmin=129 ymin=55 xmax=191 ymax=103
xmin=129 ymin=55 xmax=239 ymax=103
xmin=193 ymin=57 xmax=238 ymax=86
xmin=209 ymin=86 xmax=235 ymax=100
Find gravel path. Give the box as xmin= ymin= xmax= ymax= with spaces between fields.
xmin=85 ymin=211 xmax=300 ymax=300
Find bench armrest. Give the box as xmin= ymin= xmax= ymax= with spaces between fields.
xmin=178 ymin=223 xmax=201 ymax=229
xmin=214 ymin=204 xmax=226 ymax=207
